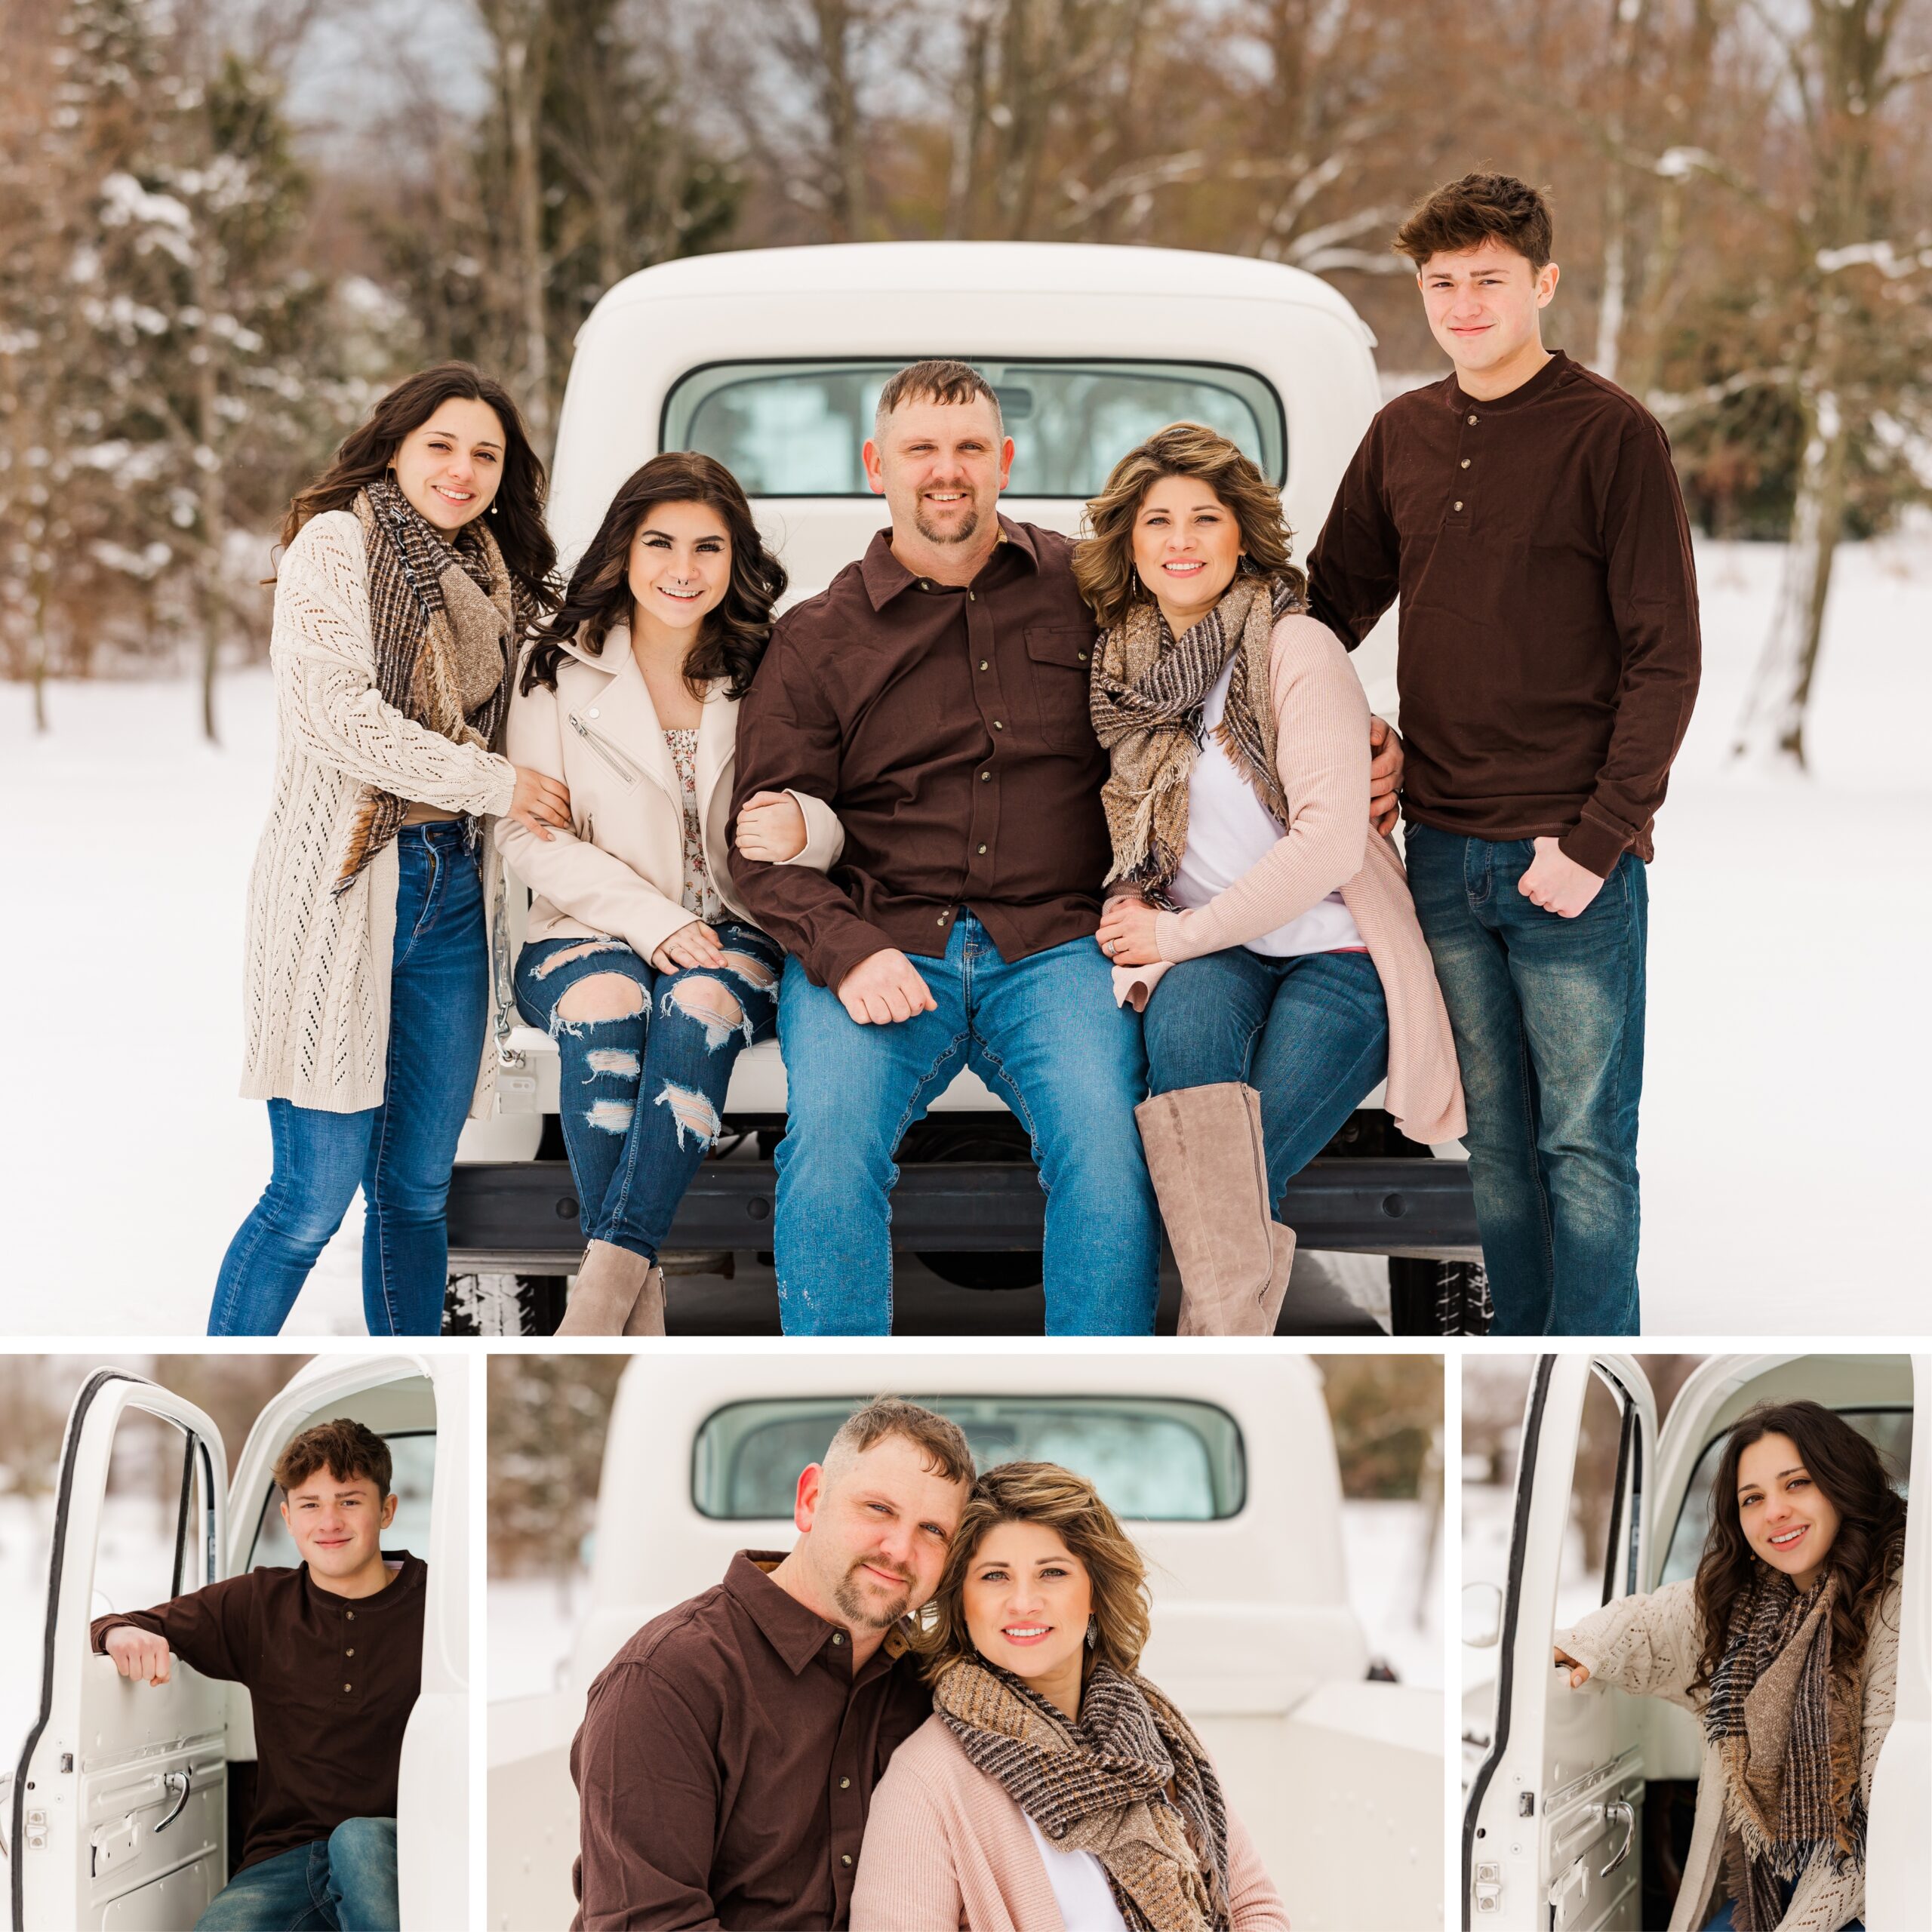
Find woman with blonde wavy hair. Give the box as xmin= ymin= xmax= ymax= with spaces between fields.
xmin=1081 ymin=423 xmax=1464 ymax=1335
xmin=851 ymin=1461 xmax=1287 ymax=1932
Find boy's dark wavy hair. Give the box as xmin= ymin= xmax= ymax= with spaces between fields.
xmin=1691 ymin=1399 xmax=1907 ymax=1691
xmin=519 ymin=451 xmax=786 ymax=700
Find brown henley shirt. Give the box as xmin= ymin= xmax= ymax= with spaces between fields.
xmin=89 ymin=1552 xmax=425 ymax=1873
xmin=569 ymin=1550 xmax=932 ymax=1932
xmin=1306 ymin=349 xmax=1700 ymax=877
xmin=728 ymin=517 xmax=1112 ymax=992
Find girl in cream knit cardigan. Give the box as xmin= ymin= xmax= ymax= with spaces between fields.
xmin=211 ymin=366 xmax=570 ymax=1337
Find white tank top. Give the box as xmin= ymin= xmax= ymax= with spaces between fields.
xmin=1169 ymin=659 xmax=1365 ymax=956
xmin=1023 ymin=1814 xmax=1130 ymax=1932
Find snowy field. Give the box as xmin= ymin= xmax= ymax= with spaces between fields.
xmin=5 ymin=530 xmax=1930 ymax=1334
xmin=487 ymin=1496 xmax=1444 ymax=1704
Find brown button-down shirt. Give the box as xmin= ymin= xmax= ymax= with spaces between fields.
xmin=570 ymin=1550 xmax=932 ymax=1931
xmin=729 ymin=517 xmax=1112 ymax=992
xmin=1306 ymin=350 xmax=1700 ymax=877
xmin=90 ymin=1554 xmax=426 ymax=1873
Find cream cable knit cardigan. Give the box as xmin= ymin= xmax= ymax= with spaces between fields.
xmin=1555 ymin=1575 xmax=1902 ymax=1932
xmin=240 ymin=509 xmax=517 ymax=1115
xmin=851 ymin=1715 xmax=1290 ymax=1932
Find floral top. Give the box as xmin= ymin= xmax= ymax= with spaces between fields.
xmin=663 ymin=728 xmax=725 ymax=923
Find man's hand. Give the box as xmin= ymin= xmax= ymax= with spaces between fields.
xmin=1518 ymin=838 xmax=1606 ymax=918
xmin=1367 ymin=716 xmax=1403 ymax=837
xmin=836 ymin=949 xmax=938 ymax=1026
xmin=1095 ymin=895 xmax=1162 ymax=968
xmin=104 ymin=1626 xmax=171 ymax=1687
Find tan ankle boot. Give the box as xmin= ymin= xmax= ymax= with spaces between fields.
xmin=1135 ymin=1082 xmax=1296 ymax=1336
xmin=557 ymin=1240 xmax=654 ymax=1335
xmin=620 ymin=1264 xmax=666 ymax=1337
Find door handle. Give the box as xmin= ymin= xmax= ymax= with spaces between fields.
xmin=154 ymin=1768 xmax=191 ymax=1832
xmin=1598 ymin=1798 xmax=1635 ymax=1876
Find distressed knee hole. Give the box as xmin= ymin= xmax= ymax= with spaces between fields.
xmin=557 ymin=973 xmax=647 ymax=1024
xmin=583 ymin=1048 xmax=641 ymax=1080
xmin=532 ymin=939 xmax=625 ymax=980
xmin=655 ymin=1080 xmax=722 ymax=1150
xmin=718 ymin=949 xmax=780 ymax=993
xmin=664 ymin=975 xmax=750 ymax=1050
xmin=585 ymin=1097 xmax=635 ymax=1134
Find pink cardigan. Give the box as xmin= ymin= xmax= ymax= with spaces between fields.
xmin=851 ymin=1715 xmax=1290 ymax=1932
xmin=1112 ymin=614 xmax=1466 ymax=1146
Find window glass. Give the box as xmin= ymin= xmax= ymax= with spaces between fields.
xmin=1659 ymin=1408 xmax=1912 ymax=1586
xmin=663 ymin=359 xmax=1286 ymax=496
xmin=91 ymin=1407 xmax=194 ymax=1620
xmin=693 ymin=1397 xmax=1245 ymax=1521
xmin=248 ymin=1431 xmax=438 ymax=1572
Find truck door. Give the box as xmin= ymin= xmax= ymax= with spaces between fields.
xmin=1464 ymin=1354 xmax=1658 ymax=1932
xmin=1864 ymin=1351 xmax=1928 ymax=1927
xmin=8 ymin=1371 xmax=230 ymax=1932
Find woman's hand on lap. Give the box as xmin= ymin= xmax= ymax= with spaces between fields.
xmin=651 ymin=921 xmax=726 ymax=973
xmin=1096 ymin=896 xmax=1163 ymax=967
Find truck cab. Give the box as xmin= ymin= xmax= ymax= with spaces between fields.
xmin=445 ymin=239 xmax=1482 ymax=1332
xmin=1463 ymin=1352 xmax=1929 ymax=1932
xmin=487 ymin=1350 xmax=1442 ymax=1932
xmin=4 ymin=1355 xmax=469 ymax=1932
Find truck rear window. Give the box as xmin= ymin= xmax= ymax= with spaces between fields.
xmin=692 ymin=1396 xmax=1245 ymax=1521
xmin=663 ymin=358 xmax=1285 ymax=497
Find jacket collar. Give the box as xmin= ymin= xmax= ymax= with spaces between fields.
xmin=859 ymin=514 xmax=1039 ymax=612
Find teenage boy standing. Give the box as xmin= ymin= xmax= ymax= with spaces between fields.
xmin=91 ymin=1419 xmax=423 ymax=1932
xmin=1306 ymin=173 xmax=1700 ymax=1335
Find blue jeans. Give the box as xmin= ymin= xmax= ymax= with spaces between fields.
xmin=1403 ymin=823 xmax=1646 ymax=1336
xmin=773 ymin=912 xmax=1161 ymax=1334
xmin=1142 ymin=946 xmax=1389 ymax=1209
xmin=211 ymin=823 xmax=488 ymax=1336
xmin=514 ymin=924 xmax=783 ymax=1260
xmin=195 ymin=1817 xmax=398 ymax=1930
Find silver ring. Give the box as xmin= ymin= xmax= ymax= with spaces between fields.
xmin=1103 ymin=940 xmax=1115 ymax=956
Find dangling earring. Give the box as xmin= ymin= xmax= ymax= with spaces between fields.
xmin=1085 ymin=1616 xmax=1097 ymax=1651
xmin=488 ymin=500 xmax=499 ymax=516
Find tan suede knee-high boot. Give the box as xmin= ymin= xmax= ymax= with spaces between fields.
xmin=1134 ymin=1082 xmax=1296 ymax=1336
xmin=620 ymin=1264 xmax=666 ymax=1337
xmin=556 ymin=1240 xmax=654 ymax=1336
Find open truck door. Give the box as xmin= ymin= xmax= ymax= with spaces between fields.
xmin=1465 ymin=1354 xmax=1658 ymax=1932
xmin=8 ymin=1371 xmax=231 ymax=1932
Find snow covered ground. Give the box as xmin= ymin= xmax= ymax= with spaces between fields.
xmin=487 ymin=1496 xmax=1444 ymax=1704
xmin=5 ymin=530 xmax=1929 ymax=1334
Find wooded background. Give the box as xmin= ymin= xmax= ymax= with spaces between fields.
xmin=5 ymin=0 xmax=1928 ymax=761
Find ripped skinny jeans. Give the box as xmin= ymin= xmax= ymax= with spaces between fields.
xmin=513 ymin=924 xmax=783 ymax=1262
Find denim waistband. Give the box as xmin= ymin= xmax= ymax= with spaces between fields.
xmin=399 ymin=817 xmax=479 ymax=851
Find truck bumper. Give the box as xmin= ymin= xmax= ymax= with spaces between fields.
xmin=445 ymin=1156 xmax=1481 ymax=1269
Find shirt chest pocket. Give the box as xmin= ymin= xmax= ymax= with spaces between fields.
xmin=1022 ymin=626 xmax=1097 ymax=752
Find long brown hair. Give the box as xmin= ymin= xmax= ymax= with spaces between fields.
xmin=1692 ymin=1400 xmax=1907 ymax=1690
xmin=518 ymin=451 xmax=786 ymax=701
xmin=911 ymin=1460 xmax=1152 ymax=1683
xmin=280 ymin=362 xmax=558 ymax=614
xmin=1073 ymin=420 xmax=1306 ymax=630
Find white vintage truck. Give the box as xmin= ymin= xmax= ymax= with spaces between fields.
xmin=1462 ymin=1352 xmax=1930 ymax=1932
xmin=2 ymin=1355 xmax=469 ymax=1932
xmin=443 ymin=238 xmax=1486 ymax=1335
xmin=488 ymin=1349 xmax=1444 ymax=1932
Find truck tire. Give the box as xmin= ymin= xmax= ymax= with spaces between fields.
xmin=445 ymin=1271 xmax=568 ymax=1336
xmin=1387 ymin=1258 xmax=1491 ymax=1335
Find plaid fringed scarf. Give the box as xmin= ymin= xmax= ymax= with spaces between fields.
xmin=333 ymin=476 xmax=518 ymax=895
xmin=1706 ymin=1569 xmax=1867 ymax=1932
xmin=932 ymin=1655 xmax=1231 ymax=1932
xmin=1090 ymin=574 xmax=1300 ymax=899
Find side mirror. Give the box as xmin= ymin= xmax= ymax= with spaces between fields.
xmin=1462 ymin=1580 xmax=1503 ymax=1648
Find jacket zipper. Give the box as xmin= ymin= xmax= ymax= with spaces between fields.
xmin=568 ymin=712 xmax=645 ymax=786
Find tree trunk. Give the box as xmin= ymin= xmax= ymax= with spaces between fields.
xmin=500 ymin=18 xmax=551 ymax=443
xmin=1732 ymin=352 xmax=1850 ymax=770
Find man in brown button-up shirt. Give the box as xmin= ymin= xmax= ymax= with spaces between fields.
xmin=571 ymin=1399 xmax=975 ymax=1930
xmin=90 ymin=1418 xmax=420 ymax=1930
xmin=728 ymin=361 xmax=1164 ymax=1336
